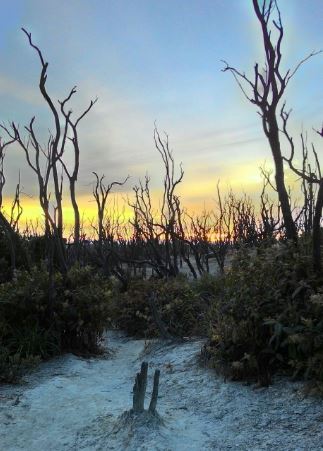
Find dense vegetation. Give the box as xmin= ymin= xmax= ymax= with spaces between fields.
xmin=204 ymin=243 xmax=323 ymax=391
xmin=0 ymin=0 xmax=322 ymax=395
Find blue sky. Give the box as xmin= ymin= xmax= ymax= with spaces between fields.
xmin=0 ymin=0 xmax=322 ymax=217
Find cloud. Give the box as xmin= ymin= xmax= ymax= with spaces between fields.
xmin=0 ymin=75 xmax=42 ymax=106
xmin=0 ymin=0 xmax=321 ymax=228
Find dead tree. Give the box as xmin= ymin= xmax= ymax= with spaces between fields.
xmin=22 ymin=28 xmax=96 ymax=250
xmin=92 ymin=172 xmax=128 ymax=246
xmin=175 ymin=204 xmax=202 ymax=279
xmin=259 ymin=167 xmax=281 ymax=240
xmin=2 ymin=29 xmax=96 ymax=271
xmin=154 ymin=126 xmax=184 ymax=276
xmin=0 ymin=136 xmax=15 ymax=210
xmin=9 ymin=172 xmax=23 ymax=232
xmin=60 ymin=88 xmax=97 ymax=244
xmin=129 ymin=127 xmax=184 ymax=278
xmin=0 ymin=29 xmax=73 ymax=272
xmin=222 ymin=0 xmax=321 ymax=242
xmin=291 ymin=133 xmax=316 ymax=235
xmin=91 ymin=172 xmax=129 ymax=285
xmin=207 ymin=183 xmax=233 ymax=274
xmin=281 ymin=108 xmax=323 ymax=272
xmin=2 ymin=119 xmax=51 ymax=234
xmin=0 ymin=136 xmax=28 ymax=276
xmin=2 ymin=119 xmax=68 ymax=273
xmin=21 ymin=28 xmax=64 ymax=240
xmin=129 ymin=176 xmax=168 ymax=277
xmin=0 ymin=136 xmax=23 ymax=231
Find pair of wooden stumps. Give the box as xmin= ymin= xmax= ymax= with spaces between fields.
xmin=132 ymin=362 xmax=160 ymax=415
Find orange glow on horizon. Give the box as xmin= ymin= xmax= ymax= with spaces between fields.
xmin=1 ymin=160 xmax=301 ymax=238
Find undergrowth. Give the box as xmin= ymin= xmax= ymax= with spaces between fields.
xmin=202 ymin=243 xmax=323 ymax=392
xmin=114 ymin=276 xmax=209 ymax=338
xmin=1 ymin=242 xmax=322 ymax=393
xmin=0 ymin=265 xmax=115 ymax=382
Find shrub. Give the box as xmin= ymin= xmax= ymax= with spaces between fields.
xmin=115 ymin=276 xmax=209 ymax=338
xmin=56 ymin=265 xmax=115 ymax=352
xmin=0 ymin=265 xmax=114 ymax=382
xmin=203 ymin=243 xmax=323 ymax=388
xmin=0 ymin=345 xmax=40 ymax=383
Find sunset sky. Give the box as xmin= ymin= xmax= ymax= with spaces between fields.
xmin=0 ymin=0 xmax=322 ymax=228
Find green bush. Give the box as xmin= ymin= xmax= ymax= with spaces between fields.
xmin=0 ymin=265 xmax=114 ymax=382
xmin=57 ymin=265 xmax=115 ymax=352
xmin=204 ymin=243 xmax=323 ymax=388
xmin=0 ymin=345 xmax=40 ymax=383
xmin=115 ymin=276 xmax=209 ymax=338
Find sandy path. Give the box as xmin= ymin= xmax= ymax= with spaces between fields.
xmin=1 ymin=331 xmax=322 ymax=450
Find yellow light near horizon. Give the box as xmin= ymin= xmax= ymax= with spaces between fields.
xmin=1 ymin=160 xmax=301 ymax=238
xmin=1 ymin=192 xmax=135 ymax=237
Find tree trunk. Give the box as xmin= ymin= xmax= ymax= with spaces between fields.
xmin=132 ymin=362 xmax=148 ymax=412
xmin=0 ymin=211 xmax=30 ymax=276
xmin=70 ymin=182 xmax=80 ymax=244
xmin=313 ymin=180 xmax=323 ymax=273
xmin=148 ymin=369 xmax=160 ymax=414
xmin=266 ymin=115 xmax=298 ymax=243
xmin=52 ymin=163 xmax=63 ymax=240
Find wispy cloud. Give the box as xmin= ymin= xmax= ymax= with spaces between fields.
xmin=0 ymin=75 xmax=42 ymax=106
xmin=0 ymin=0 xmax=322 ymax=223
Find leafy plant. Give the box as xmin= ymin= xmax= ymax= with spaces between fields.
xmin=204 ymin=243 xmax=323 ymax=388
xmin=0 ymin=265 xmax=115 ymax=381
xmin=115 ymin=276 xmax=209 ymax=338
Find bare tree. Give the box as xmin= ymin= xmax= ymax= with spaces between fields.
xmin=222 ymin=0 xmax=321 ymax=242
xmin=60 ymin=87 xmax=97 ymax=244
xmin=175 ymin=206 xmax=206 ymax=278
xmin=281 ymin=109 xmax=323 ymax=272
xmin=259 ymin=167 xmax=281 ymax=240
xmin=0 ymin=136 xmax=15 ymax=210
xmin=2 ymin=119 xmax=55 ymax=236
xmin=0 ymin=152 xmax=30 ymax=276
xmin=21 ymin=28 xmax=65 ymax=239
xmin=92 ymin=172 xmax=128 ymax=246
xmin=129 ymin=127 xmax=185 ymax=278
xmin=154 ymin=127 xmax=184 ymax=276
xmin=130 ymin=175 xmax=168 ymax=277
xmin=0 ymin=30 xmax=72 ymax=273
xmin=1 ymin=29 xmax=97 ymax=272
xmin=9 ymin=172 xmax=23 ymax=232
xmin=0 ymin=136 xmax=20 ymax=276
xmin=91 ymin=172 xmax=130 ymax=286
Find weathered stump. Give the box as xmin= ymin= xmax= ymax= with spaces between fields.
xmin=112 ymin=362 xmax=163 ymax=437
xmin=132 ymin=361 xmax=148 ymax=412
xmin=148 ymin=369 xmax=160 ymax=414
xmin=132 ymin=361 xmax=160 ymax=414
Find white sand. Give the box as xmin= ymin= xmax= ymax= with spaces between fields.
xmin=1 ymin=331 xmax=322 ymax=450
